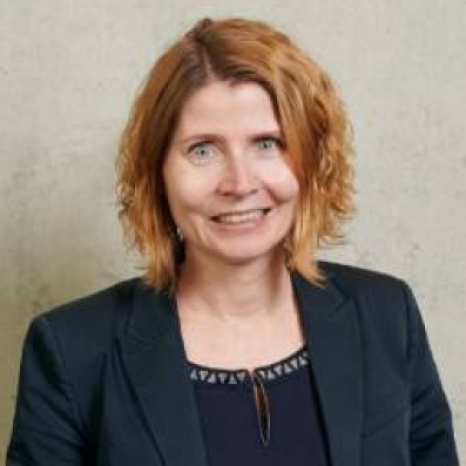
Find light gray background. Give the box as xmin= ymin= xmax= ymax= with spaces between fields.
xmin=1 ymin=0 xmax=465 ymax=460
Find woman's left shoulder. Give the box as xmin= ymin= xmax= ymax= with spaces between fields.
xmin=318 ymin=261 xmax=423 ymax=372
xmin=318 ymin=260 xmax=412 ymax=304
xmin=317 ymin=260 xmax=419 ymax=338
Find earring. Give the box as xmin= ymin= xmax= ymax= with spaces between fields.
xmin=176 ymin=226 xmax=183 ymax=242
xmin=283 ymin=235 xmax=291 ymax=251
xmin=283 ymin=235 xmax=292 ymax=266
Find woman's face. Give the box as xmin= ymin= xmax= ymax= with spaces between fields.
xmin=163 ymin=80 xmax=299 ymax=268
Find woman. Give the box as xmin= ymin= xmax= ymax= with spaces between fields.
xmin=7 ymin=17 xmax=459 ymax=466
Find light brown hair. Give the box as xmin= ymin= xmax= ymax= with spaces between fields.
xmin=116 ymin=17 xmax=354 ymax=290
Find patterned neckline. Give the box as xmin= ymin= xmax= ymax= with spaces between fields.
xmin=187 ymin=343 xmax=310 ymax=385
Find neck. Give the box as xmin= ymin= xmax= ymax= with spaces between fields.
xmin=176 ymin=249 xmax=294 ymax=324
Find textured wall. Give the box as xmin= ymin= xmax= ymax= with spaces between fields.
xmin=1 ymin=0 xmax=465 ymax=460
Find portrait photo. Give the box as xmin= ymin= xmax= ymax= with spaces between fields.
xmin=1 ymin=1 xmax=464 ymax=464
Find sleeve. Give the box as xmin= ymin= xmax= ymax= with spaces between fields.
xmin=402 ymin=283 xmax=460 ymax=466
xmin=7 ymin=315 xmax=88 ymax=465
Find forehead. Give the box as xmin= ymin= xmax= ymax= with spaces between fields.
xmin=173 ymin=80 xmax=281 ymax=138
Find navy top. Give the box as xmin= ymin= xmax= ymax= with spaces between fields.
xmin=188 ymin=344 xmax=331 ymax=465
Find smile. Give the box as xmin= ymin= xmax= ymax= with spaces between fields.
xmin=211 ymin=208 xmax=272 ymax=224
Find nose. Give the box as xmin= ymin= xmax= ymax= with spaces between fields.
xmin=217 ymin=154 xmax=258 ymax=197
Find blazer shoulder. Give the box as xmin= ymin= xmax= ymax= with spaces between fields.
xmin=318 ymin=260 xmax=410 ymax=300
xmin=36 ymin=277 xmax=142 ymax=354
xmin=318 ymin=261 xmax=419 ymax=365
xmin=318 ymin=261 xmax=416 ymax=350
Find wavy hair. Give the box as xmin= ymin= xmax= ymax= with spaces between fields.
xmin=117 ymin=17 xmax=355 ymax=290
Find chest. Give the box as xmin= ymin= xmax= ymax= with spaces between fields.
xmin=176 ymin=305 xmax=306 ymax=370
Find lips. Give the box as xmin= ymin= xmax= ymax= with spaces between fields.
xmin=211 ymin=208 xmax=272 ymax=224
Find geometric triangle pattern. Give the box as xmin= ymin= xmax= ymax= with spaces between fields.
xmin=188 ymin=344 xmax=310 ymax=385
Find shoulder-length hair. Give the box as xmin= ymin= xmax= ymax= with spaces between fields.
xmin=117 ymin=17 xmax=354 ymax=290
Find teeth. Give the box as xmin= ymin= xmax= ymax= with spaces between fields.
xmin=215 ymin=209 xmax=266 ymax=224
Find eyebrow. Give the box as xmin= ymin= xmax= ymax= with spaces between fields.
xmin=177 ymin=130 xmax=284 ymax=146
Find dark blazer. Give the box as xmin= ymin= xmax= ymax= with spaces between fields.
xmin=7 ymin=262 xmax=459 ymax=466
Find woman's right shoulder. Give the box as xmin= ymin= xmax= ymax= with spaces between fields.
xmin=28 ymin=277 xmax=144 ymax=359
xmin=10 ymin=277 xmax=156 ymax=454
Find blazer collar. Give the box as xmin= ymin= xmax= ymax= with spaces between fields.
xmin=292 ymin=271 xmax=363 ymax=466
xmin=119 ymin=281 xmax=209 ymax=466
xmin=119 ymin=269 xmax=362 ymax=466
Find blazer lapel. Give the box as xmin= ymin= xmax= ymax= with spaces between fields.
xmin=119 ymin=272 xmax=362 ymax=466
xmin=118 ymin=281 xmax=209 ymax=466
xmin=292 ymin=271 xmax=363 ymax=466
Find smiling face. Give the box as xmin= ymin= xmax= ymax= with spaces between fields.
xmin=163 ymin=80 xmax=299 ymax=269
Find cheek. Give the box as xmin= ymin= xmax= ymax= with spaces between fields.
xmin=164 ymin=169 xmax=212 ymax=217
xmin=262 ymin=161 xmax=300 ymax=202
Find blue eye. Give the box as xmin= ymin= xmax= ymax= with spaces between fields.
xmin=256 ymin=137 xmax=282 ymax=151
xmin=187 ymin=142 xmax=215 ymax=164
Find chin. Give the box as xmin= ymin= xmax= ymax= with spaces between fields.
xmin=211 ymin=243 xmax=286 ymax=265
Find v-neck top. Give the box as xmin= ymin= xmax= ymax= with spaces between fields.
xmin=187 ymin=344 xmax=331 ymax=466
